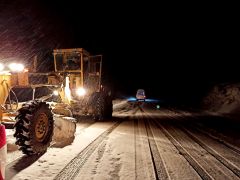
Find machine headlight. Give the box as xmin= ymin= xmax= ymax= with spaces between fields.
xmin=8 ymin=63 xmax=25 ymax=72
xmin=0 ymin=63 xmax=4 ymax=71
xmin=76 ymin=87 xmax=86 ymax=96
xmin=53 ymin=90 xmax=59 ymax=96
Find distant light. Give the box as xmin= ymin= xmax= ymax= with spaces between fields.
xmin=145 ymin=99 xmax=161 ymax=102
xmin=0 ymin=63 xmax=4 ymax=71
xmin=156 ymin=105 xmax=160 ymax=109
xmin=127 ymin=97 xmax=137 ymax=101
xmin=65 ymin=77 xmax=72 ymax=101
xmin=8 ymin=63 xmax=24 ymax=72
xmin=76 ymin=87 xmax=86 ymax=96
xmin=53 ymin=90 xmax=59 ymax=96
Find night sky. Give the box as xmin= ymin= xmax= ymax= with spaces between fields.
xmin=0 ymin=1 xmax=238 ymax=106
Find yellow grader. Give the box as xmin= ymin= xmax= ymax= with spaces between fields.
xmin=0 ymin=48 xmax=113 ymax=155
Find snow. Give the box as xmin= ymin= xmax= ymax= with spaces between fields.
xmin=51 ymin=115 xmax=76 ymax=148
xmin=6 ymin=100 xmax=158 ymax=180
xmin=202 ymin=83 xmax=240 ymax=118
xmin=150 ymin=122 xmax=201 ymax=180
xmin=6 ymin=121 xmax=115 ymax=180
xmin=75 ymin=120 xmax=136 ymax=180
xmin=4 ymin=99 xmax=240 ymax=179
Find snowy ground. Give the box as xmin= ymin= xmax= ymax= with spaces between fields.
xmin=5 ymin=99 xmax=240 ymax=180
xmin=202 ymin=83 xmax=240 ymax=118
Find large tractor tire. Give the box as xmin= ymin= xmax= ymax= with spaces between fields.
xmin=93 ymin=93 xmax=104 ymax=120
xmin=91 ymin=92 xmax=113 ymax=120
xmin=103 ymin=95 xmax=113 ymax=118
xmin=14 ymin=100 xmax=54 ymax=155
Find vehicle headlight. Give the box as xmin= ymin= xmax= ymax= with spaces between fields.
xmin=76 ymin=87 xmax=86 ymax=96
xmin=0 ymin=63 xmax=4 ymax=71
xmin=8 ymin=63 xmax=25 ymax=72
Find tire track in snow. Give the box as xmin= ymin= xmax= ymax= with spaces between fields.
xmin=179 ymin=125 xmax=240 ymax=178
xmin=134 ymin=117 xmax=156 ymax=180
xmin=163 ymin=109 xmax=240 ymax=178
xmin=167 ymin=108 xmax=240 ymax=154
xmin=152 ymin=119 xmax=214 ymax=180
xmin=194 ymin=125 xmax=240 ymax=154
xmin=53 ymin=120 xmax=122 ymax=180
xmin=145 ymin=118 xmax=170 ymax=180
xmin=134 ymin=118 xmax=139 ymax=179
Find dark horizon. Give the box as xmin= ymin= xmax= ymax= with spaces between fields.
xmin=0 ymin=1 xmax=238 ymax=106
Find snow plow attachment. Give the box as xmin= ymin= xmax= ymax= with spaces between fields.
xmin=52 ymin=115 xmax=76 ymax=148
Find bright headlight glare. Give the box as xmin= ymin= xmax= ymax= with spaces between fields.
xmin=76 ymin=87 xmax=86 ymax=96
xmin=8 ymin=63 xmax=25 ymax=72
xmin=0 ymin=63 xmax=4 ymax=71
xmin=53 ymin=90 xmax=59 ymax=96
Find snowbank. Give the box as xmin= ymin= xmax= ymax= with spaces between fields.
xmin=202 ymin=83 xmax=240 ymax=118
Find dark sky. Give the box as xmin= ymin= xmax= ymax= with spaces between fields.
xmin=0 ymin=1 xmax=238 ymax=105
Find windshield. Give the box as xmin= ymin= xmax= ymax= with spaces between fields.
xmin=137 ymin=89 xmax=145 ymax=96
xmin=55 ymin=53 xmax=81 ymax=71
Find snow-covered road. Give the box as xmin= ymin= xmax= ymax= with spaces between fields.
xmin=5 ymin=100 xmax=240 ymax=180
